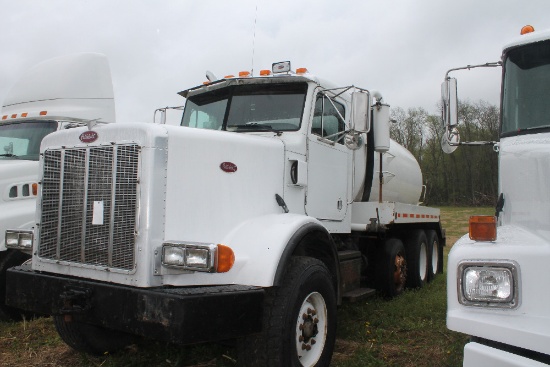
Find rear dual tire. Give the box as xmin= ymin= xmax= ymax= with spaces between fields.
xmin=376 ymin=238 xmax=407 ymax=298
xmin=426 ymin=229 xmax=442 ymax=280
xmin=405 ymin=230 xmax=429 ymax=289
xmin=406 ymin=229 xmax=443 ymax=288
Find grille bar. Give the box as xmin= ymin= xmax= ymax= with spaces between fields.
xmin=38 ymin=144 xmax=140 ymax=271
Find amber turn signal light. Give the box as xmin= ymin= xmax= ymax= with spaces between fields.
xmin=521 ymin=25 xmax=535 ymax=35
xmin=469 ymin=215 xmax=497 ymax=241
xmin=217 ymin=244 xmax=235 ymax=273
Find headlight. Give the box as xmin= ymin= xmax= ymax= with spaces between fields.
xmin=163 ymin=246 xmax=185 ymax=266
xmin=161 ymin=242 xmax=234 ymax=273
xmin=185 ymin=247 xmax=210 ymax=268
xmin=5 ymin=230 xmax=34 ymax=250
xmin=458 ymin=260 xmax=519 ymax=309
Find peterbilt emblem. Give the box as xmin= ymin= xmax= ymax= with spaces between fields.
xmin=220 ymin=162 xmax=238 ymax=173
xmin=79 ymin=131 xmax=98 ymax=143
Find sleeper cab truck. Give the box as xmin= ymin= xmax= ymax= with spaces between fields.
xmin=0 ymin=52 xmax=115 ymax=320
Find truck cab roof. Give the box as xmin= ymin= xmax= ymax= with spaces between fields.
xmin=1 ymin=53 xmax=116 ymax=124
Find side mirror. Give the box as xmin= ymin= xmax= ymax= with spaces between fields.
xmin=441 ymin=127 xmax=460 ymax=154
xmin=441 ymin=77 xmax=459 ymax=154
xmin=154 ymin=108 xmax=167 ymax=124
xmin=441 ymin=77 xmax=458 ymax=129
xmin=344 ymin=131 xmax=363 ymax=150
xmin=4 ymin=142 xmax=13 ymax=155
xmin=351 ymin=91 xmax=371 ymax=133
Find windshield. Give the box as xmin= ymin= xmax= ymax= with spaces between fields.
xmin=0 ymin=120 xmax=57 ymax=161
xmin=502 ymin=39 xmax=550 ymax=136
xmin=181 ymin=83 xmax=308 ymax=132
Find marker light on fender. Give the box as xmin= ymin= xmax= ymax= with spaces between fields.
xmin=469 ymin=216 xmax=497 ymax=241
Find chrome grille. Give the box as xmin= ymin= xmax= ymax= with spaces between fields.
xmin=38 ymin=144 xmax=140 ymax=271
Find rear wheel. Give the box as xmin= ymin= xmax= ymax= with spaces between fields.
xmin=54 ymin=316 xmax=136 ymax=355
xmin=376 ymin=238 xmax=407 ymax=297
xmin=0 ymin=250 xmax=32 ymax=321
xmin=238 ymin=256 xmax=337 ymax=367
xmin=405 ymin=230 xmax=429 ymax=289
xmin=426 ymin=230 xmax=442 ymax=280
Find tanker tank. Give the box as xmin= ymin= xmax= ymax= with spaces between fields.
xmin=352 ymin=138 xmax=423 ymax=206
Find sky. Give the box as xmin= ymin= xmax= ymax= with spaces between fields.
xmin=1 ymin=0 xmax=550 ymax=125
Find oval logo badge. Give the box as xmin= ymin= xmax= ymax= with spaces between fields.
xmin=79 ymin=131 xmax=98 ymax=143
xmin=220 ymin=162 xmax=238 ymax=173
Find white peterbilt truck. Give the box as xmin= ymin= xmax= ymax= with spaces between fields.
xmin=6 ymin=59 xmax=444 ymax=366
xmin=0 ymin=53 xmax=116 ymax=320
xmin=442 ymin=26 xmax=550 ymax=366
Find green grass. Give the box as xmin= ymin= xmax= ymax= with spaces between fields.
xmin=0 ymin=207 xmax=490 ymax=366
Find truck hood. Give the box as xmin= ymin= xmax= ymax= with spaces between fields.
xmin=500 ymin=134 xmax=550 ymax=241
xmin=164 ymin=126 xmax=286 ymax=243
xmin=1 ymin=53 xmax=116 ymax=123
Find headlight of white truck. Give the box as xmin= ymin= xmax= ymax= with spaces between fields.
xmin=5 ymin=230 xmax=34 ymax=250
xmin=457 ymin=260 xmax=519 ymax=309
xmin=161 ymin=242 xmax=235 ymax=273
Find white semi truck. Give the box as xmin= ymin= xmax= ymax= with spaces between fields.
xmin=0 ymin=53 xmax=115 ymax=320
xmin=442 ymin=26 xmax=550 ymax=366
xmin=6 ymin=60 xmax=444 ymax=366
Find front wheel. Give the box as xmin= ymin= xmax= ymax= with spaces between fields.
xmin=238 ymin=256 xmax=337 ymax=367
xmin=0 ymin=250 xmax=32 ymax=321
xmin=54 ymin=316 xmax=136 ymax=355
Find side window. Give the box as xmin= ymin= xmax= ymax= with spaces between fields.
xmin=312 ymin=93 xmax=346 ymax=143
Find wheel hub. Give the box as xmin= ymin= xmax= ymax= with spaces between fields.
xmin=393 ymin=254 xmax=407 ymax=290
xmin=295 ymin=292 xmax=327 ymax=366
xmin=299 ymin=308 xmax=319 ymax=346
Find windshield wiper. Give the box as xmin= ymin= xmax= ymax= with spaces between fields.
xmin=521 ymin=124 xmax=550 ymax=131
xmin=229 ymin=124 xmax=282 ymax=135
xmin=0 ymin=153 xmax=19 ymax=158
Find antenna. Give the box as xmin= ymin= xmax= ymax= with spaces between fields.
xmin=251 ymin=2 xmax=258 ymax=75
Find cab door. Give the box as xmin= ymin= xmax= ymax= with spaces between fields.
xmin=305 ymin=92 xmax=349 ymax=221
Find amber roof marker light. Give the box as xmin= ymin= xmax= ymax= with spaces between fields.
xmin=521 ymin=25 xmax=535 ymax=35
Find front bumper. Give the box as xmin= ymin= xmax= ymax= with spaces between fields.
xmin=6 ymin=264 xmax=264 ymax=344
xmin=464 ymin=341 xmax=550 ymax=367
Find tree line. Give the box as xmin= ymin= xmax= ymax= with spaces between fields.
xmin=389 ymin=100 xmax=499 ymax=206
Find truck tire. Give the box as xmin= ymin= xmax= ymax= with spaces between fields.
xmin=54 ymin=316 xmax=136 ymax=355
xmin=237 ymin=256 xmax=337 ymax=367
xmin=405 ymin=230 xmax=429 ymax=289
xmin=426 ymin=230 xmax=442 ymax=280
xmin=0 ymin=249 xmax=32 ymax=321
xmin=376 ymin=238 xmax=407 ymax=297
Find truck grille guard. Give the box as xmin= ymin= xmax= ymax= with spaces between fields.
xmin=38 ymin=144 xmax=140 ymax=271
